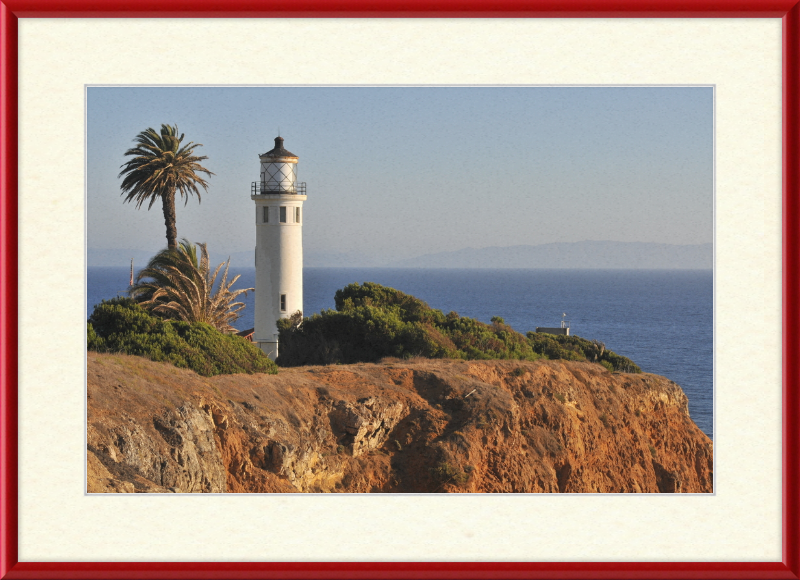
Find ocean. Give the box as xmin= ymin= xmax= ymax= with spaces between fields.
xmin=87 ymin=267 xmax=713 ymax=439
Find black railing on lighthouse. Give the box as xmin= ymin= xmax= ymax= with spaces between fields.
xmin=251 ymin=182 xmax=307 ymax=195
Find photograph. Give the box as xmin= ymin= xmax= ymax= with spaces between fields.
xmin=86 ymin=86 xmax=714 ymax=494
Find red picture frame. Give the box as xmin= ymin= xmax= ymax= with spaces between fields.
xmin=2 ymin=2 xmax=798 ymax=579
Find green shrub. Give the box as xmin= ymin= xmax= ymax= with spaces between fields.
xmin=87 ymin=297 xmax=277 ymax=376
xmin=276 ymin=281 xmax=642 ymax=372
xmin=526 ymin=331 xmax=641 ymax=373
xmin=554 ymin=392 xmax=566 ymax=403
xmin=277 ymin=282 xmax=545 ymax=367
xmin=603 ymin=350 xmax=642 ymax=373
xmin=430 ymin=461 xmax=469 ymax=486
xmin=87 ymin=323 xmax=105 ymax=351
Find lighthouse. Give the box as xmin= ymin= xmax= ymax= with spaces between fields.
xmin=251 ymin=136 xmax=307 ymax=359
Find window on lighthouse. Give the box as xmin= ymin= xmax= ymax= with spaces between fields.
xmin=295 ymin=207 xmax=301 ymax=223
xmin=263 ymin=206 xmax=269 ymax=223
xmin=280 ymin=206 xmax=287 ymax=223
xmin=280 ymin=294 xmax=287 ymax=311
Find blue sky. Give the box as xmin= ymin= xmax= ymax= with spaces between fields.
xmin=87 ymin=86 xmax=713 ymax=264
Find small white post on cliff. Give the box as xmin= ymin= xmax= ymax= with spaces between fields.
xmin=251 ymin=136 xmax=307 ymax=360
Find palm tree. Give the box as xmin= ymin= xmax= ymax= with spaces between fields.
xmin=130 ymin=239 xmax=252 ymax=333
xmin=119 ymin=124 xmax=213 ymax=249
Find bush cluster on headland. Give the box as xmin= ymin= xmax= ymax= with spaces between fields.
xmin=276 ymin=282 xmax=641 ymax=372
xmin=87 ymin=282 xmax=640 ymax=376
xmin=87 ymin=297 xmax=277 ymax=377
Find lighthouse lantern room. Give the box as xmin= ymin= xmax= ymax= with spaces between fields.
xmin=251 ymin=136 xmax=307 ymax=359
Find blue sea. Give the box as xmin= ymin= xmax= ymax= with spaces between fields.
xmin=87 ymin=267 xmax=713 ymax=438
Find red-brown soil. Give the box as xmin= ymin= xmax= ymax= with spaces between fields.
xmin=87 ymin=352 xmax=713 ymax=493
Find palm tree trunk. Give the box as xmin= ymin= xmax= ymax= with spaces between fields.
xmin=161 ymin=192 xmax=178 ymax=249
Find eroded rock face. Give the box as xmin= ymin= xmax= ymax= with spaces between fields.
xmin=88 ymin=402 xmax=225 ymax=493
xmin=87 ymin=353 xmax=713 ymax=493
xmin=328 ymin=397 xmax=405 ymax=457
xmin=87 ymin=450 xmax=134 ymax=493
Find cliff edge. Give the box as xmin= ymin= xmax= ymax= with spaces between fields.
xmin=87 ymin=352 xmax=713 ymax=493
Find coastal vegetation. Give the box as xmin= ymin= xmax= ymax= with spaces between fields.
xmin=276 ymin=282 xmax=640 ymax=372
xmin=525 ymin=332 xmax=642 ymax=373
xmin=87 ymin=239 xmax=265 ymax=376
xmin=130 ymin=239 xmax=252 ymax=333
xmin=118 ymin=124 xmax=213 ymax=249
xmin=87 ymin=279 xmax=638 ymax=377
xmin=87 ymin=297 xmax=277 ymax=376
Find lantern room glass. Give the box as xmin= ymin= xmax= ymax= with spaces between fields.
xmin=260 ymin=162 xmax=297 ymax=193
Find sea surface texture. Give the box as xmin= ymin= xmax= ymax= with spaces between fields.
xmin=87 ymin=267 xmax=713 ymax=439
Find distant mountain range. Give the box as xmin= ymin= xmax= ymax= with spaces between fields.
xmin=389 ymin=241 xmax=712 ymax=270
xmin=89 ymin=241 xmax=712 ymax=270
xmin=304 ymin=251 xmax=384 ymax=268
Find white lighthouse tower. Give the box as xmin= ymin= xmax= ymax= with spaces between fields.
xmin=251 ymin=136 xmax=307 ymax=359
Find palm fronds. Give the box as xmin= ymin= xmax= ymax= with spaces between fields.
xmin=130 ymin=239 xmax=252 ymax=333
xmin=118 ymin=124 xmax=213 ymax=248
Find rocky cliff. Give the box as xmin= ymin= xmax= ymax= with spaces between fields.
xmin=87 ymin=352 xmax=713 ymax=493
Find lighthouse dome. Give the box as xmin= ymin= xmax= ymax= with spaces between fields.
xmin=259 ymin=136 xmax=298 ymax=160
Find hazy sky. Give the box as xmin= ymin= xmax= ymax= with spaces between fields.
xmin=87 ymin=86 xmax=713 ymax=263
